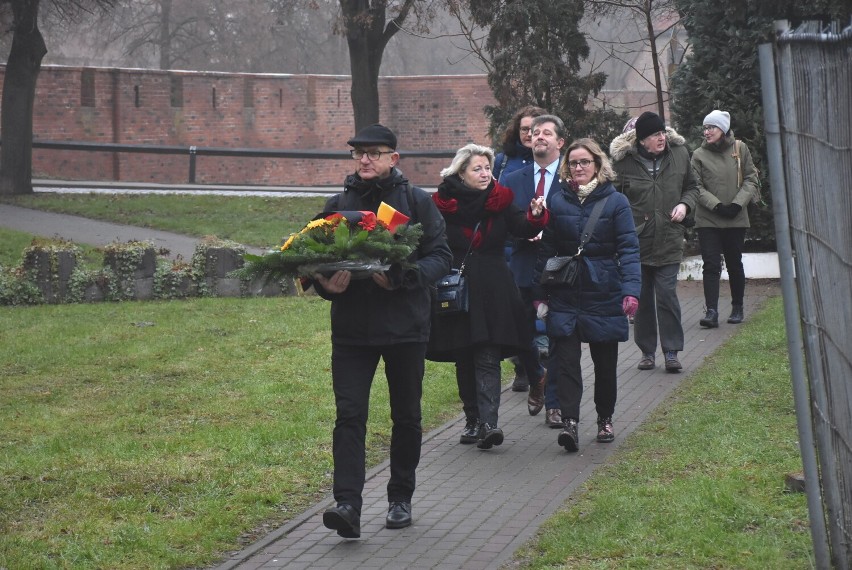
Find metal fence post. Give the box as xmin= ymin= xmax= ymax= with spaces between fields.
xmin=189 ymin=146 xmax=197 ymax=183
xmin=759 ymin=39 xmax=831 ymax=570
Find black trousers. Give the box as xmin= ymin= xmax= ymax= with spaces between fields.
xmin=554 ymin=332 xmax=618 ymax=422
xmin=697 ymin=227 xmax=747 ymax=309
xmin=455 ymin=344 xmax=503 ymax=426
xmin=330 ymin=342 xmax=425 ymax=514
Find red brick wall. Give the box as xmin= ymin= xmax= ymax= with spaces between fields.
xmin=0 ymin=66 xmax=497 ymax=187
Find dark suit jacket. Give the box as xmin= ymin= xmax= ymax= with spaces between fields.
xmin=503 ymin=161 xmax=562 ymax=288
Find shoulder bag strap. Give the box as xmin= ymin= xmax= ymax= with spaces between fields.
xmin=733 ymin=139 xmax=744 ymax=188
xmin=496 ymin=153 xmax=510 ymax=183
xmin=575 ymin=195 xmax=610 ymax=257
xmin=459 ymin=221 xmax=481 ymax=274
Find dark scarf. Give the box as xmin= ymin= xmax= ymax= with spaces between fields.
xmin=343 ymin=168 xmax=407 ymax=207
xmin=635 ymin=142 xmax=669 ymax=179
xmin=636 ymin=141 xmax=669 ymax=161
xmin=705 ymin=131 xmax=736 ymax=153
xmin=506 ymin=140 xmax=534 ymax=160
xmin=433 ymin=175 xmax=513 ymax=247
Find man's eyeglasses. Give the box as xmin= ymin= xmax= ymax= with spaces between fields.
xmin=519 ymin=126 xmax=532 ymax=133
xmin=350 ymin=149 xmax=394 ymax=161
xmin=568 ymin=159 xmax=594 ymax=170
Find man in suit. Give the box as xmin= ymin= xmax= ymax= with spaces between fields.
xmin=503 ymin=114 xmax=566 ymax=427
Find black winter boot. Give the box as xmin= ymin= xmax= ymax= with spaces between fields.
xmin=728 ymin=305 xmax=744 ymax=324
xmin=699 ymin=308 xmax=719 ymax=328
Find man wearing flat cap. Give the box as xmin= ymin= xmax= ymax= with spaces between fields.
xmin=312 ymin=123 xmax=451 ymax=539
xmin=610 ymin=112 xmax=698 ymax=374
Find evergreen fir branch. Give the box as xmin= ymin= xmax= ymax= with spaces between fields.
xmin=232 ymin=215 xmax=424 ymax=282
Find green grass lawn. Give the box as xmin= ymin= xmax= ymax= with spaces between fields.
xmin=0 ymin=194 xmax=813 ymax=568
xmin=0 ymin=296 xmax=463 ymax=568
xmin=1 ymin=193 xmax=329 ymax=248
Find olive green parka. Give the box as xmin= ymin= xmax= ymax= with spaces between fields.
xmin=691 ymin=131 xmax=758 ymax=229
xmin=610 ymin=127 xmax=699 ymax=266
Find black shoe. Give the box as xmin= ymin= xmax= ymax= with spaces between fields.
xmin=728 ymin=305 xmax=744 ymax=324
xmin=511 ymin=374 xmax=529 ymax=392
xmin=460 ymin=418 xmax=479 ymax=444
xmin=476 ymin=423 xmax=504 ymax=449
xmin=699 ymin=308 xmax=719 ymax=328
xmin=386 ymin=501 xmax=412 ymax=529
xmin=323 ymin=503 xmax=360 ymax=538
xmin=558 ymin=418 xmax=579 ymax=452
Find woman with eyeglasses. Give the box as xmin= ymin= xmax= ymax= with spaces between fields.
xmin=532 ymin=138 xmax=640 ymax=453
xmin=691 ymin=110 xmax=759 ymax=327
xmin=426 ymin=143 xmax=549 ymax=450
xmin=492 ymin=105 xmax=547 ymax=183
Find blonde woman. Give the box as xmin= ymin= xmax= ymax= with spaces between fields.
xmin=426 ymin=143 xmax=548 ymax=449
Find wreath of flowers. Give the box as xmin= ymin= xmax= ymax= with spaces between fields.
xmin=234 ymin=210 xmax=423 ymax=282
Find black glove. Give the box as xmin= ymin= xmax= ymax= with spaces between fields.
xmin=714 ymin=203 xmax=742 ymax=219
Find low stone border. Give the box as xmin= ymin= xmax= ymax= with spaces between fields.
xmin=0 ymin=236 xmax=292 ymax=306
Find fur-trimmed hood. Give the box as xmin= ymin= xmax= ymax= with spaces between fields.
xmin=609 ymin=126 xmax=687 ymax=162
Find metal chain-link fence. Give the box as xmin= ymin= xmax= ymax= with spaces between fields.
xmin=761 ymin=19 xmax=852 ymax=569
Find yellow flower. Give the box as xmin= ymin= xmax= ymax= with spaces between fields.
xmin=304 ymin=218 xmax=335 ymax=232
xmin=280 ymin=233 xmax=297 ymax=251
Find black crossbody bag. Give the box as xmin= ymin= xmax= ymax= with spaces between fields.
xmin=540 ymin=196 xmax=609 ymax=287
xmin=435 ymin=222 xmax=480 ymax=314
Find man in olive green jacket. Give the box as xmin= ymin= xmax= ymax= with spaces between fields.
xmin=610 ymin=112 xmax=698 ymax=373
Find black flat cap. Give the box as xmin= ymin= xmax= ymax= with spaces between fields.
xmin=347 ymin=124 xmax=397 ymax=150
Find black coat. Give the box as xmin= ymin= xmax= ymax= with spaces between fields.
xmin=313 ymin=168 xmax=452 ymax=346
xmin=426 ymin=176 xmax=547 ymax=362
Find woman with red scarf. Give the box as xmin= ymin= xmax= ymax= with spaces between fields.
xmin=427 ymin=143 xmax=548 ymax=449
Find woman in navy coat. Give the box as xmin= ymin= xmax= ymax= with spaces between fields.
xmin=533 ymin=138 xmax=641 ymax=452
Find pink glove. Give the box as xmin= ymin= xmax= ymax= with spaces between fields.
xmin=622 ymin=296 xmax=639 ymax=318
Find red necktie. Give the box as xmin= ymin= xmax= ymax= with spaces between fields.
xmin=535 ymin=168 xmax=546 ymax=198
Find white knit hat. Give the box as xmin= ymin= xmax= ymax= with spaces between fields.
xmin=703 ymin=110 xmax=731 ymax=133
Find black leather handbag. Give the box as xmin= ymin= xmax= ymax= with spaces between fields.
xmin=540 ymin=255 xmax=581 ymax=287
xmin=435 ymin=269 xmax=468 ymax=313
xmin=539 ymin=196 xmax=609 ymax=287
xmin=434 ymin=222 xmax=480 ymax=316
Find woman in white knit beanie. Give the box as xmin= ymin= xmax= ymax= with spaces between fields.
xmin=690 ymin=109 xmax=759 ymax=327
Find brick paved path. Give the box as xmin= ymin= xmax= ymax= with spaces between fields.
xmin=216 ymin=280 xmax=780 ymax=570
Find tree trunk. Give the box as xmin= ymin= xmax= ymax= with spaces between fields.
xmin=0 ymin=0 xmax=47 ymax=196
xmin=644 ymin=8 xmax=665 ymax=121
xmin=159 ymin=0 xmax=172 ymax=70
xmin=341 ymin=0 xmax=411 ymax=133
xmin=347 ymin=35 xmax=382 ymax=131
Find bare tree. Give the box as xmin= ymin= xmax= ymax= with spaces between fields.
xmin=99 ymin=0 xmax=213 ymax=70
xmin=584 ymin=0 xmax=684 ymax=121
xmin=0 ymin=0 xmax=116 ymax=195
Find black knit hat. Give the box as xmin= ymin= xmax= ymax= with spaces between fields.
xmin=634 ymin=111 xmax=666 ymax=141
xmin=347 ymin=123 xmax=397 ymax=150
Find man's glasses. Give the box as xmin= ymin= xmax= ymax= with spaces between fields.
xmin=519 ymin=126 xmax=532 ymax=133
xmin=350 ymin=149 xmax=394 ymax=161
xmin=567 ymin=159 xmax=594 ymax=170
